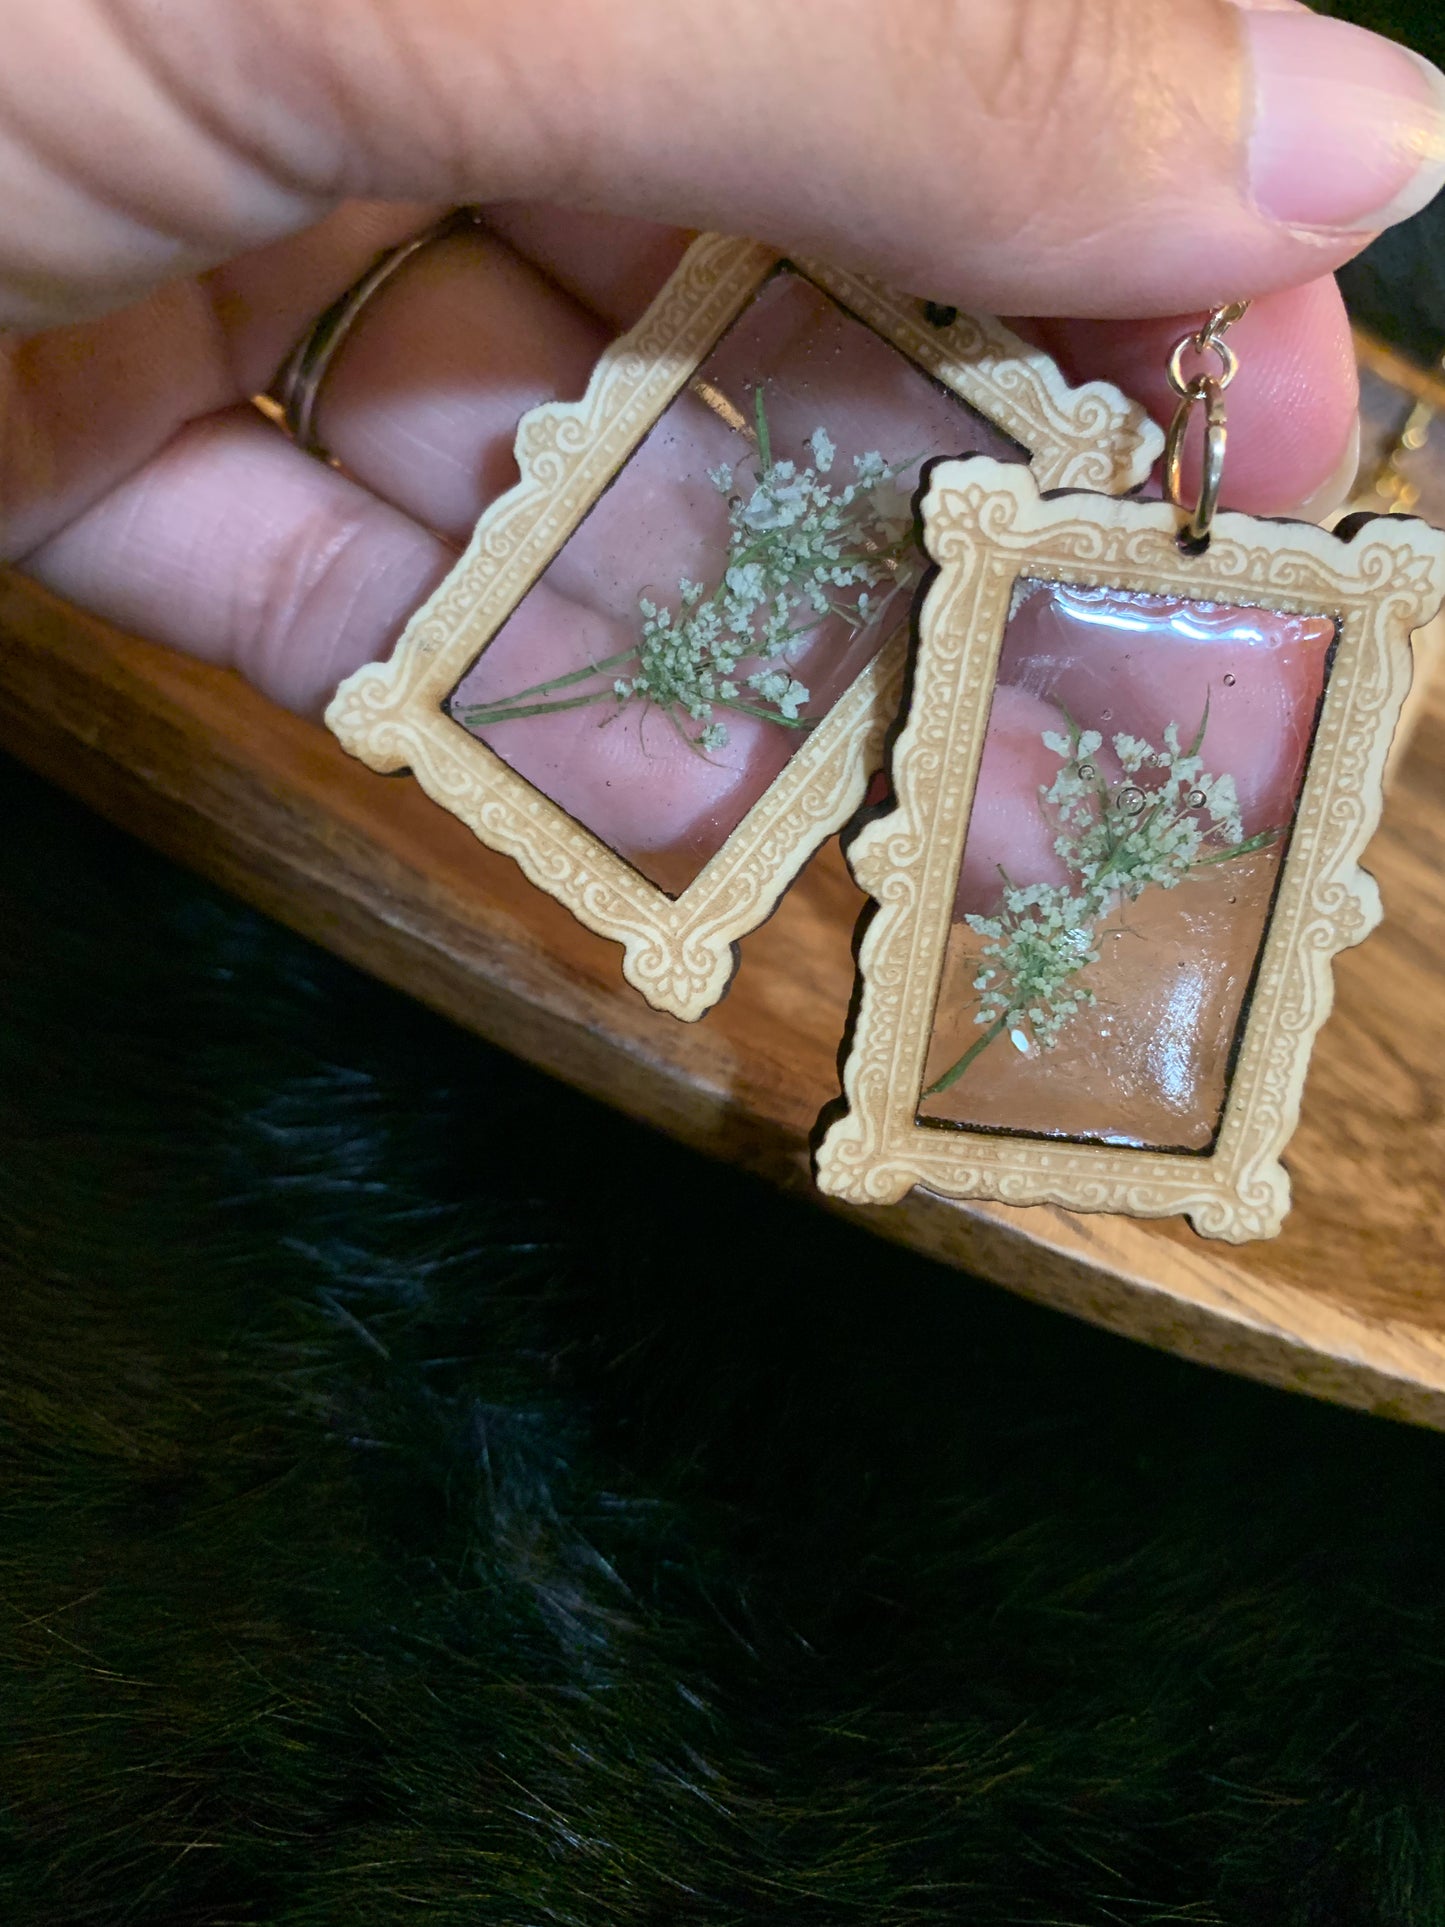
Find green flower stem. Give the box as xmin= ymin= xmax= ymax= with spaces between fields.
xmin=712 ymin=696 xmax=813 ymax=726
xmin=1192 ymin=827 xmax=1279 ymax=868
xmin=461 ymin=647 xmax=638 ymax=708
xmin=456 ymin=691 xmax=622 ymax=728
xmin=458 ymin=392 xmax=917 ymax=749
xmin=753 ymin=383 xmax=772 ymax=472
xmin=923 ymin=1015 xmax=1010 ymax=1097
xmin=455 ymin=648 xmax=643 ymax=729
xmin=458 ymin=533 xmax=780 ymax=731
xmin=1088 ymin=802 xmax=1165 ymax=893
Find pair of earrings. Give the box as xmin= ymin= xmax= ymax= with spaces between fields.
xmin=327 ymin=234 xmax=1445 ymax=1243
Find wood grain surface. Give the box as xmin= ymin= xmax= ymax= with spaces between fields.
xmin=3 ymin=560 xmax=1444 ymax=1428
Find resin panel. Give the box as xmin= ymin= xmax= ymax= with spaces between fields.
xmin=918 ymin=582 xmax=1337 ymax=1150
xmin=446 ymin=268 xmax=1017 ymax=896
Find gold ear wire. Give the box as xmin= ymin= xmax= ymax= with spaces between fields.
xmin=1163 ymin=303 xmax=1251 ymax=546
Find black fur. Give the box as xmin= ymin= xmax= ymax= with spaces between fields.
xmin=4 ymin=747 xmax=1445 ymax=1926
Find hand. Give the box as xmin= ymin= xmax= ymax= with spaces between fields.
xmin=3 ymin=0 xmax=1440 ymax=747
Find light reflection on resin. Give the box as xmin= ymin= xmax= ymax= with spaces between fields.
xmin=918 ymin=581 xmax=1336 ymax=1150
xmin=445 ymin=269 xmax=1017 ymax=896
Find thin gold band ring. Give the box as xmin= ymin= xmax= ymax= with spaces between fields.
xmin=271 ymin=208 xmax=482 ymax=462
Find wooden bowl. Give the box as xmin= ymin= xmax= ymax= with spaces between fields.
xmin=4 ymin=336 xmax=1443 ymax=1427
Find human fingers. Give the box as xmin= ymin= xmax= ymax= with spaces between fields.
xmin=477 ymin=206 xmax=1362 ymax=520
xmin=5 ymin=0 xmax=1445 ymax=333
xmin=20 ymin=223 xmax=1014 ymax=880
xmin=16 ymin=369 xmax=829 ymax=869
xmin=215 ymin=208 xmax=1020 ymax=553
xmin=16 ymin=208 xmax=1354 ymax=769
xmin=2 ymin=193 xmax=1356 ymax=600
xmin=206 ymin=202 xmax=1356 ymax=571
xmin=11 ymin=215 xmax=1352 ymax=893
xmin=238 ymin=220 xmax=614 ymax=542
xmin=302 ymin=245 xmax=1023 ymax=881
xmin=0 ymin=201 xmax=455 ymax=562
xmin=21 ymin=410 xmax=451 ymax=715
xmin=0 ymin=198 xmax=669 ymax=566
xmin=479 ymin=206 xmax=692 ymax=334
xmin=489 ymin=208 xmax=1361 ymax=520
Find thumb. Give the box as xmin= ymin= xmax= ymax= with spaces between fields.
xmin=5 ymin=0 xmax=1444 ymax=330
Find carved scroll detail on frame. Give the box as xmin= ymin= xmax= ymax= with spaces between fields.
xmin=326 ymin=233 xmax=1163 ymax=1022
xmin=814 ymin=458 xmax=1445 ymax=1241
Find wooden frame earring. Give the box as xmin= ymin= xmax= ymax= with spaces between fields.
xmin=325 ymin=232 xmax=1160 ymax=1021
xmin=815 ymin=453 xmax=1445 ymax=1242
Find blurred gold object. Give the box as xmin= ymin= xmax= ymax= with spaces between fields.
xmin=1350 ymin=329 xmax=1445 ymax=776
xmin=1359 ymin=396 xmax=1434 ymax=514
xmin=1350 ymin=327 xmax=1445 ymax=516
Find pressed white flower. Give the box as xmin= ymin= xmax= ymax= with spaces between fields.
xmin=459 ymin=392 xmax=919 ymax=754
xmin=867 ymin=482 xmax=914 ymax=548
xmin=725 ymin=560 xmax=766 ymax=600
xmin=1112 ymin=732 xmax=1155 ymax=773
xmin=928 ymin=700 xmax=1281 ymax=1096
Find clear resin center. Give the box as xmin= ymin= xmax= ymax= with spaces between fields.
xmin=445 ymin=268 xmax=1017 ymax=895
xmin=917 ymin=581 xmax=1337 ymax=1151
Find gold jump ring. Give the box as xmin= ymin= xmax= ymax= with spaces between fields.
xmin=1163 ymin=303 xmax=1249 ymax=546
xmin=1167 ymin=331 xmax=1240 ymax=399
xmin=1164 ymin=375 xmax=1229 ymax=546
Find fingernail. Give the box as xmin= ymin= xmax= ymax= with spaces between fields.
xmin=1244 ymin=12 xmax=1445 ymax=232
xmin=1294 ymin=414 xmax=1362 ymax=527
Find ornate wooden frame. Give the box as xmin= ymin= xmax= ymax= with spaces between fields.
xmin=814 ymin=458 xmax=1445 ymax=1242
xmin=326 ymin=233 xmax=1161 ymax=1021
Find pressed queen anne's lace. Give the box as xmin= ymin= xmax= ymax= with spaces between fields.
xmin=926 ymin=705 xmax=1278 ymax=1097
xmin=456 ymin=392 xmax=919 ymax=752
xmin=966 ymin=887 xmax=1101 ymax=1049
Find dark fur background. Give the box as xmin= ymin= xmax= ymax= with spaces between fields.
xmin=8 ymin=19 xmax=1445 ymax=1906
xmin=3 ymin=738 xmax=1445 ymax=1927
